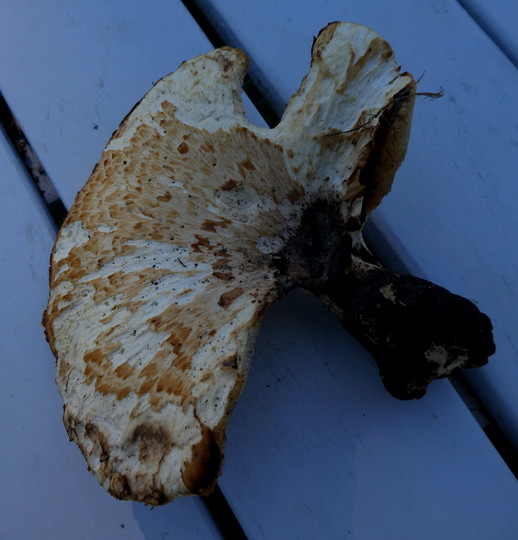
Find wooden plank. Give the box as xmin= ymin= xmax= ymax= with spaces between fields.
xmin=0 ymin=133 xmax=219 ymax=539
xmin=193 ymin=0 xmax=518 ymax=449
xmin=458 ymin=0 xmax=518 ymax=65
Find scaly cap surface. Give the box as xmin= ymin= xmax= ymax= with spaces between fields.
xmin=45 ymin=22 xmax=415 ymax=503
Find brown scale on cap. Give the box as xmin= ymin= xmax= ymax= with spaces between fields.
xmin=44 ymin=22 xmax=494 ymax=504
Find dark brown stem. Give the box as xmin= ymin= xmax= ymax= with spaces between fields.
xmin=321 ymin=260 xmax=495 ymax=399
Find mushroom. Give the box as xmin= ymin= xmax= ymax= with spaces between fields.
xmin=44 ymin=22 xmax=495 ymax=504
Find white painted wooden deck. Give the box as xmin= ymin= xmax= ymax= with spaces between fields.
xmin=0 ymin=1 xmax=517 ymax=539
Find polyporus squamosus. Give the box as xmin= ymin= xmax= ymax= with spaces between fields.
xmin=44 ymin=22 xmax=495 ymax=504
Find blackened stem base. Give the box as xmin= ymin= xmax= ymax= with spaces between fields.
xmin=319 ymin=260 xmax=495 ymax=399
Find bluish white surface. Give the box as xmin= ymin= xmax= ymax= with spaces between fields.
xmin=460 ymin=0 xmax=518 ymax=65
xmin=0 ymin=1 xmax=517 ymax=538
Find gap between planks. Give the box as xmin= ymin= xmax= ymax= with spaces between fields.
xmin=455 ymin=0 xmax=518 ymax=69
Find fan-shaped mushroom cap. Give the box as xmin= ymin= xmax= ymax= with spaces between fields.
xmin=44 ymin=22 xmax=416 ymax=503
